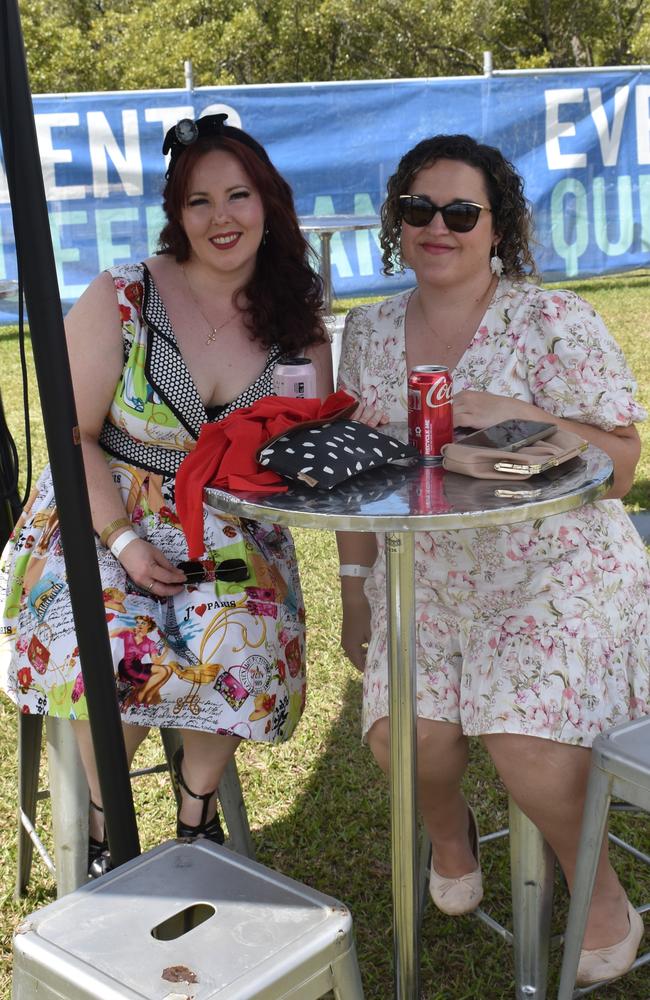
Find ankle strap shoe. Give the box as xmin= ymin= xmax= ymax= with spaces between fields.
xmin=171 ymin=747 xmax=225 ymax=845
xmin=87 ymin=800 xmax=113 ymax=879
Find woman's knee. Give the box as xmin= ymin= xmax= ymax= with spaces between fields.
xmin=181 ymin=728 xmax=241 ymax=765
xmin=366 ymin=718 xmax=390 ymax=773
xmin=482 ymin=732 xmax=592 ymax=796
xmin=367 ymin=717 xmax=467 ymax=775
xmin=122 ymin=723 xmax=150 ymax=759
xmin=416 ymin=718 xmax=467 ymax=756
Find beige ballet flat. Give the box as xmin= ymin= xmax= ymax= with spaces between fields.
xmin=429 ymin=805 xmax=483 ymax=916
xmin=576 ymin=899 xmax=644 ymax=987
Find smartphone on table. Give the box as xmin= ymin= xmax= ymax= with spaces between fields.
xmin=458 ymin=419 xmax=555 ymax=452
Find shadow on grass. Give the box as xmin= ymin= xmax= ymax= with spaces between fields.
xmin=243 ymin=675 xmax=520 ymax=1000
xmin=2 ymin=679 xmax=648 ymax=1000
xmin=243 ymin=676 xmax=650 ymax=1000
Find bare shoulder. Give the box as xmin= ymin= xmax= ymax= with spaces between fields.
xmin=304 ymin=337 xmax=335 ymax=398
xmin=304 ymin=337 xmax=333 ymax=362
xmin=144 ymin=253 xmax=175 ymax=284
xmin=64 ymin=270 xmax=124 ymax=374
xmin=66 ymin=271 xmax=120 ymax=333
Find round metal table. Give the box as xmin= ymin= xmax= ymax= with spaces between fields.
xmin=205 ymin=445 xmax=613 ymax=999
xmin=299 ymin=214 xmax=379 ymax=313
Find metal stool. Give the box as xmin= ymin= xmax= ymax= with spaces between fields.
xmin=16 ymin=712 xmax=255 ymax=898
xmin=13 ymin=839 xmax=365 ymax=999
xmin=557 ymin=716 xmax=650 ymax=999
xmin=419 ymin=796 xmax=557 ymax=1000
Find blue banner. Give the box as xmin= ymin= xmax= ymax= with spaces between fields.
xmin=1 ymin=69 xmax=649 ymax=321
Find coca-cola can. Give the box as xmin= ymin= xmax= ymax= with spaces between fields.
xmin=408 ymin=365 xmax=454 ymax=463
xmin=272 ymin=357 xmax=317 ymax=399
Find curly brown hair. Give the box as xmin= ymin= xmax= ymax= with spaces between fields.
xmin=380 ymin=134 xmax=537 ymax=279
xmin=158 ymin=136 xmax=326 ymax=353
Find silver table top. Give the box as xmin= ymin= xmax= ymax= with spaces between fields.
xmin=299 ymin=214 xmax=380 ymax=235
xmin=204 ymin=444 xmax=613 ymax=533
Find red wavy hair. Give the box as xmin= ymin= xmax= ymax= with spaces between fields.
xmin=158 ymin=136 xmax=326 ymax=353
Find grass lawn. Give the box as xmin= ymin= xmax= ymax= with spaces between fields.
xmin=0 ymin=272 xmax=649 ymax=999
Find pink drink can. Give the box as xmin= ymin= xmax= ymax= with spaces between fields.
xmin=407 ymin=365 xmax=454 ymax=463
xmin=272 ymin=357 xmax=317 ymax=399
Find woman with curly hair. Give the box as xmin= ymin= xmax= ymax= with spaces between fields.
xmin=1 ymin=115 xmax=332 ymax=877
xmin=337 ymin=134 xmax=648 ymax=986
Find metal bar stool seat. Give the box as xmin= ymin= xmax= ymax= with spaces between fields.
xmin=16 ymin=712 xmax=255 ymax=898
xmin=13 ymin=839 xmax=365 ymax=1000
xmin=557 ymin=715 xmax=650 ymax=999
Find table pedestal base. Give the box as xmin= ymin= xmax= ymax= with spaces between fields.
xmin=386 ymin=531 xmax=420 ymax=998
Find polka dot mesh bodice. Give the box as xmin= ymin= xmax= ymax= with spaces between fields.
xmin=98 ymin=262 xmax=282 ymax=476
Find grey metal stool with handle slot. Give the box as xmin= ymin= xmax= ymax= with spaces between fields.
xmin=418 ymin=796 xmax=557 ymax=1000
xmin=557 ymin=715 xmax=650 ymax=999
xmin=13 ymin=838 xmax=365 ymax=1000
xmin=16 ymin=712 xmax=255 ymax=898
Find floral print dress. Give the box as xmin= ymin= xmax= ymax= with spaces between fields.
xmin=337 ymin=278 xmax=650 ymax=746
xmin=0 ymin=263 xmax=306 ymax=742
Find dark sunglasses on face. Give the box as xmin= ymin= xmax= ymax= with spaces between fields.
xmin=398 ymin=194 xmax=492 ymax=232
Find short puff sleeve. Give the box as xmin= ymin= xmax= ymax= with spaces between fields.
xmin=520 ymin=289 xmax=646 ymax=432
xmin=336 ymin=306 xmax=366 ymax=398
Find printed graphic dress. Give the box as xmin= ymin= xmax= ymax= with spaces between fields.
xmin=338 ymin=278 xmax=650 ymax=747
xmin=0 ymin=263 xmax=306 ymax=742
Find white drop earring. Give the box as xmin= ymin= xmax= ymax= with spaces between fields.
xmin=490 ymin=245 xmax=503 ymax=276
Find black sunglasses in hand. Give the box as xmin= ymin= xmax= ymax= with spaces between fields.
xmin=178 ymin=558 xmax=250 ymax=585
xmin=398 ymin=194 xmax=492 ymax=232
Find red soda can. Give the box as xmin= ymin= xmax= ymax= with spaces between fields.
xmin=408 ymin=365 xmax=454 ymax=463
xmin=272 ymin=357 xmax=317 ymax=399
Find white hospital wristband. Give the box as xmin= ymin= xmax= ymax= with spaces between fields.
xmin=109 ymin=529 xmax=139 ymax=560
xmin=338 ymin=564 xmax=371 ymax=578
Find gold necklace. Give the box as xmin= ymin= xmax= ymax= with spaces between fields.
xmin=416 ymin=277 xmax=497 ymax=350
xmin=182 ymin=266 xmax=240 ymax=345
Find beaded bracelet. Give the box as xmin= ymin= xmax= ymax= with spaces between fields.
xmin=99 ymin=516 xmax=131 ymax=547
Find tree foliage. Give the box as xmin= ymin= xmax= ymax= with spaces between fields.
xmin=18 ymin=0 xmax=650 ymax=94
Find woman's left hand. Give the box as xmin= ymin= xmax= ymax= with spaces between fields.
xmin=453 ymin=390 xmax=535 ymax=430
xmin=452 ymin=388 xmax=640 ymax=498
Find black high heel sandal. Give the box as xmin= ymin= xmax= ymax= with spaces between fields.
xmin=88 ymin=800 xmax=113 ymax=879
xmin=170 ymin=747 xmax=225 ymax=844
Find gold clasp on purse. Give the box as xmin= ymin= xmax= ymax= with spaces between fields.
xmin=493 ymin=461 xmax=541 ymax=475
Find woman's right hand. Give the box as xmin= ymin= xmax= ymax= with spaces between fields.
xmin=341 ymin=584 xmax=372 ymax=671
xmin=116 ymin=537 xmax=186 ymax=597
xmin=350 ymin=399 xmax=389 ymax=427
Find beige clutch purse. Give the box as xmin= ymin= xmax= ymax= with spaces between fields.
xmin=441 ymin=428 xmax=588 ymax=480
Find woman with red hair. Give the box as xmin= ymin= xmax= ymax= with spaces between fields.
xmin=1 ymin=115 xmax=332 ymax=875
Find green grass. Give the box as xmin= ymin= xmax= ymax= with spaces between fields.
xmin=1 ymin=273 xmax=649 ymax=998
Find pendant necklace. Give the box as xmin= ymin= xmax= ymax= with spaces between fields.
xmin=417 ymin=276 xmax=497 ymax=351
xmin=182 ymin=266 xmax=239 ymax=345
xmin=415 ymin=290 xmax=459 ymax=350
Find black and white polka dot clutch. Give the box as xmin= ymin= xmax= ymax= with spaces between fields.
xmin=257 ymin=419 xmax=418 ymax=489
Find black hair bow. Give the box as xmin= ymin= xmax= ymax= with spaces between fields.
xmin=162 ymin=113 xmax=270 ymax=176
